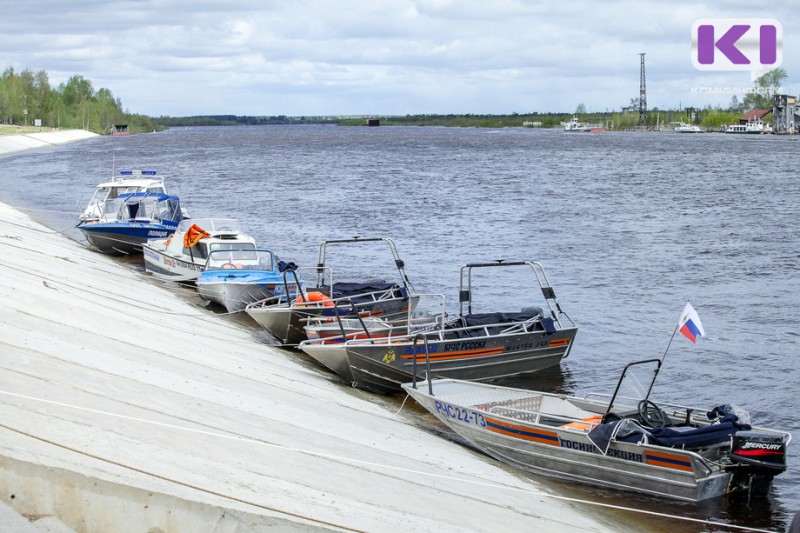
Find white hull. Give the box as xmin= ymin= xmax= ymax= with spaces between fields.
xmin=197 ymin=282 xmax=276 ymax=313
xmin=143 ymin=218 xmax=257 ymax=283
xmin=143 ymin=243 xmax=204 ymax=282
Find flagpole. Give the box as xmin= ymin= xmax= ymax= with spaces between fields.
xmin=647 ymin=319 xmax=681 ymax=398
xmin=661 ymin=323 xmax=681 ymax=363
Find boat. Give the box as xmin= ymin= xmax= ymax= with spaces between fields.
xmin=142 ymin=218 xmax=256 ymax=282
xmin=245 ymin=236 xmax=418 ymax=346
xmin=563 ymin=115 xmax=606 ymax=132
xmin=563 ymin=115 xmax=591 ymax=132
xmin=673 ymin=122 xmax=703 ymax=133
xmin=80 ymin=170 xmax=178 ymax=222
xmin=298 ymin=260 xmax=578 ymax=394
xmin=725 ymin=118 xmax=773 ymax=134
xmin=196 ymin=249 xmax=302 ymax=313
xmin=402 ymin=311 xmax=791 ymax=502
xmin=304 ymin=316 xmax=399 ymax=342
xmin=76 ymin=192 xmax=186 ymax=255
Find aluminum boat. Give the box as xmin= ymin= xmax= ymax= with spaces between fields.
xmin=298 ymin=260 xmax=577 ymax=394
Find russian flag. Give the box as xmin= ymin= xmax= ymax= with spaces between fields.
xmin=678 ymin=302 xmax=705 ymax=343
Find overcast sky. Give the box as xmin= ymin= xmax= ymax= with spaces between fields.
xmin=1 ymin=1 xmax=797 ymax=117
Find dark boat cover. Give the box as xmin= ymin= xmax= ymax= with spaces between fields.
xmin=588 ymin=404 xmax=751 ymax=454
xmin=328 ymin=281 xmax=400 ymax=298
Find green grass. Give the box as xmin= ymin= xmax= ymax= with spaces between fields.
xmin=0 ymin=124 xmax=47 ymax=136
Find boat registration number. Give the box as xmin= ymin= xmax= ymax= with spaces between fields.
xmin=433 ymin=400 xmax=486 ymax=428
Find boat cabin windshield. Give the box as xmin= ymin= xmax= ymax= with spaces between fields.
xmin=205 ymin=249 xmax=275 ymax=271
xmin=82 ymin=174 xmax=168 ymax=221
xmin=175 ymin=218 xmax=242 ymax=234
xmin=99 ymin=193 xmax=182 ymax=223
xmin=188 ymin=242 xmax=256 ymax=261
xmin=604 ymin=359 xmax=661 ymax=418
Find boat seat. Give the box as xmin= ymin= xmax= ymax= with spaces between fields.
xmin=444 ymin=311 xmax=551 ymax=338
xmin=559 ymin=415 xmax=604 ymax=431
xmin=325 ymin=281 xmax=399 ymax=299
xmin=647 ymin=421 xmax=747 ymax=449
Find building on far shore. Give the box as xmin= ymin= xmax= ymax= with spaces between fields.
xmin=738 ymin=108 xmax=771 ymax=125
xmin=108 ymin=124 xmax=130 ymax=136
xmin=773 ymin=94 xmax=799 ymax=134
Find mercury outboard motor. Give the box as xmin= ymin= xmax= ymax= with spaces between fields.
xmin=728 ymin=430 xmax=788 ymax=497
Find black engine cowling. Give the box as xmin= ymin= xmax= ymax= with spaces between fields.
xmin=727 ymin=430 xmax=788 ymax=498
xmin=730 ymin=430 xmax=787 ymax=475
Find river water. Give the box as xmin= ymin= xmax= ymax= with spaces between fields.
xmin=2 ymin=125 xmax=798 ymax=532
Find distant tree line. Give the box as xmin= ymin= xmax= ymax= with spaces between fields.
xmin=2 ymin=66 xmax=787 ymax=134
xmin=0 ymin=66 xmax=161 ymax=134
xmin=154 ymin=115 xmax=342 ymax=127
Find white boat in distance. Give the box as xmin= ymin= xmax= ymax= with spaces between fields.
xmin=673 ymin=122 xmax=703 ymax=133
xmin=563 ymin=115 xmax=606 ymax=132
xmin=143 ymin=218 xmax=256 ymax=282
xmin=725 ymin=118 xmax=773 ymax=134
xmin=563 ymin=115 xmax=590 ymax=132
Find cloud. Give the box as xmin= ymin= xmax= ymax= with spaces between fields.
xmin=1 ymin=0 xmax=796 ymax=115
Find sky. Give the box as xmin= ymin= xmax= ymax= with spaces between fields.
xmin=1 ymin=0 xmax=797 ymax=117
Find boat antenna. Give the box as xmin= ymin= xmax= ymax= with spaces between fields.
xmin=660 ymin=323 xmax=680 ymax=364
xmin=645 ymin=323 xmax=682 ymax=395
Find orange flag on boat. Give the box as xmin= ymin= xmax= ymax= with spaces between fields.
xmin=183 ymin=224 xmax=210 ymax=248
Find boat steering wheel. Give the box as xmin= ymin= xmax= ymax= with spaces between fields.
xmin=637 ymin=399 xmax=668 ymax=428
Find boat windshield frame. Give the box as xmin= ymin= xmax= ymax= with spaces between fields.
xmin=176 ymin=218 xmax=242 ymax=234
xmin=604 ymin=358 xmax=662 ymax=419
xmin=97 ymin=192 xmax=181 ymax=223
xmin=204 ymin=248 xmax=276 ymax=271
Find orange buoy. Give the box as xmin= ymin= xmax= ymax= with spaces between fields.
xmin=293 ymin=291 xmax=334 ymax=307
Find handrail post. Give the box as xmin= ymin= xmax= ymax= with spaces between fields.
xmin=411 ymin=333 xmax=433 ymax=395
xmin=281 ymin=267 xmax=304 ymax=304
xmin=331 ymin=299 xmax=373 ymax=342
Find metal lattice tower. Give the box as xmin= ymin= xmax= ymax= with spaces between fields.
xmin=638 ymin=52 xmax=647 ymax=127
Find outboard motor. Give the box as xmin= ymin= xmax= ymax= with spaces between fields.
xmin=728 ymin=430 xmax=788 ymax=497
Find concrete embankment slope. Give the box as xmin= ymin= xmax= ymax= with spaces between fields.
xmin=0 ymin=129 xmax=99 ymax=156
xmin=0 ymin=201 xmax=626 ymax=532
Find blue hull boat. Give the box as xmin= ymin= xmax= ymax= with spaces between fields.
xmin=197 ymin=249 xmax=301 ymax=313
xmin=77 ymin=192 xmax=186 ymax=255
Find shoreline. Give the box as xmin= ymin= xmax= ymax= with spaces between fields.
xmin=0 ymin=129 xmax=99 ymax=157
xmin=0 ymin=134 xmax=632 ymax=531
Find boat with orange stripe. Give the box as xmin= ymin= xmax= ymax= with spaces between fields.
xmin=485 ymin=417 xmax=560 ymax=445
xmin=299 ymin=260 xmax=578 ymax=394
xmin=404 ymin=355 xmax=791 ymax=502
xmin=645 ymin=450 xmax=695 ymax=472
xmin=247 ymin=237 xmax=419 ymax=346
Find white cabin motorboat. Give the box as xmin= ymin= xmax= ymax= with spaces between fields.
xmin=80 ymin=170 xmax=184 ymax=222
xmin=143 ymin=218 xmax=256 ymax=282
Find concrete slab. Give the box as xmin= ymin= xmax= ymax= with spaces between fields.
xmin=0 ymin=499 xmax=40 ymax=533
xmin=0 ymin=130 xmax=98 ymax=156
